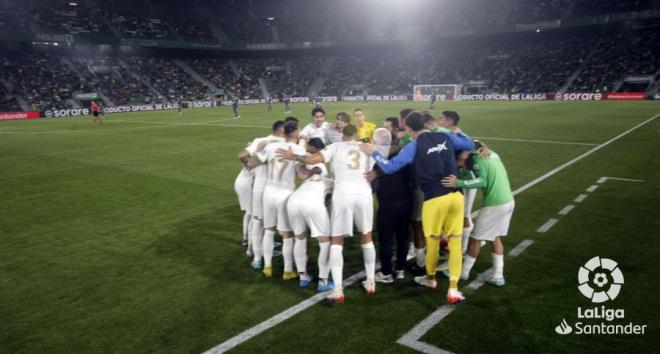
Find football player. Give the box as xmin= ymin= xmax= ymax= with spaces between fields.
xmin=286 ymin=138 xmax=334 ymax=291
xmin=278 ymin=121 xmax=376 ymax=303
xmin=256 ymin=122 xmax=306 ymax=279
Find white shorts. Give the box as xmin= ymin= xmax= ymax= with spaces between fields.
xmin=412 ymin=188 xmax=424 ymax=222
xmin=234 ymin=170 xmax=253 ymax=213
xmin=330 ymin=192 xmax=373 ymax=237
xmin=263 ymin=187 xmax=294 ymax=232
xmin=471 ymin=201 xmax=515 ymax=241
xmin=288 ymin=200 xmax=330 ymax=237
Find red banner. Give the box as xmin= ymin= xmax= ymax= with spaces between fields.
xmin=0 ymin=111 xmax=40 ymax=120
xmin=605 ymin=92 xmax=646 ymax=100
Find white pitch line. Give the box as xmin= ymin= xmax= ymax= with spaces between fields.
xmin=599 ymin=176 xmax=645 ymax=183
xmin=537 ymin=218 xmax=559 ymax=233
xmin=396 ymin=306 xmax=457 ymax=354
xmin=206 ymin=112 xmax=660 ymax=354
xmin=508 ymin=239 xmax=535 ymax=257
xmin=511 ymin=112 xmax=660 ymax=196
xmin=203 ymin=270 xmax=368 ymax=354
xmin=586 ymin=185 xmax=599 ymax=192
xmin=558 ymin=205 xmax=575 ymax=216
xmin=574 ymin=194 xmax=588 ymax=203
xmin=465 ymin=268 xmax=495 ymax=291
xmin=473 ymin=136 xmax=598 ymax=146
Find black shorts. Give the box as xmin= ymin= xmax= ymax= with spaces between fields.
xmin=93 ymin=111 xmax=99 ymax=117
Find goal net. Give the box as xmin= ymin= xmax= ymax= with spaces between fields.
xmin=413 ymin=84 xmax=462 ymax=101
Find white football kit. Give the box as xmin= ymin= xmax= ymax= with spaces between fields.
xmin=246 ymin=135 xmax=284 ymax=219
xmin=320 ymin=141 xmax=374 ymax=237
xmin=287 ymin=163 xmax=332 ymax=237
xmin=234 ymin=167 xmax=254 ymax=213
xmin=300 ymin=122 xmax=330 ymax=143
xmin=259 ymin=141 xmax=306 ymax=231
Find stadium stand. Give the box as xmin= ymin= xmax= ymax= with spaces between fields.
xmin=0 ymin=0 xmax=658 ymax=111
xmin=125 ymin=57 xmax=210 ymax=100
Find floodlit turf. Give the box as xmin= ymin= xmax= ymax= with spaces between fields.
xmin=1 ymin=101 xmax=659 ymax=354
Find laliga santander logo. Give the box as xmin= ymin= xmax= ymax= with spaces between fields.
xmin=555 ymin=258 xmax=646 ymax=336
xmin=578 ymin=256 xmax=624 ymax=303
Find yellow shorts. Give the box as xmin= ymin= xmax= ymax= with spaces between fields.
xmin=421 ymin=191 xmax=464 ymax=238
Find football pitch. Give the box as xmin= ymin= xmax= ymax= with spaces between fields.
xmin=1 ymin=100 xmax=659 ymax=354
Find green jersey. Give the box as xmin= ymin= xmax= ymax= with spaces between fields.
xmin=399 ymin=133 xmax=413 ymax=146
xmin=457 ymin=151 xmax=513 ymax=207
xmin=433 ymin=126 xmax=451 ymax=133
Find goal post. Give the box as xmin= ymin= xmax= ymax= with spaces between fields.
xmin=413 ymin=84 xmax=462 ymax=101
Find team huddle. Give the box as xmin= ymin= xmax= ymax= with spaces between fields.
xmin=234 ymin=106 xmax=515 ymax=304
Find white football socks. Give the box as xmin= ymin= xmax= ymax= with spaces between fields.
xmin=330 ymin=245 xmax=344 ymax=290
xmin=293 ymin=238 xmax=308 ymax=275
xmin=415 ymin=247 xmax=426 ymax=267
xmin=262 ymin=229 xmax=275 ymax=267
xmin=462 ymin=254 xmax=476 ymax=279
xmin=250 ymin=219 xmax=263 ymax=262
xmin=361 ymin=242 xmax=376 ymax=282
xmin=492 ymin=253 xmax=504 ymax=279
xmin=462 ymin=220 xmax=473 ymax=254
xmin=242 ymin=213 xmax=251 ymax=241
xmin=282 ymin=238 xmax=294 ymax=273
xmin=318 ymin=241 xmax=331 ymax=280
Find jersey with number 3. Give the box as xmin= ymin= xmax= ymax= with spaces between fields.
xmin=320 ymin=141 xmax=373 ymax=193
xmin=259 ymin=142 xmax=305 ymax=191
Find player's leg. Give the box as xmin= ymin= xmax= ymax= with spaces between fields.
xmin=355 ymin=195 xmax=376 ymax=294
xmin=250 ymin=217 xmax=264 ymax=267
xmin=293 ymin=232 xmax=310 ymax=285
xmin=288 ymin=200 xmax=310 ymax=285
xmin=375 ymin=202 xmax=394 ymax=283
xmin=250 ymin=189 xmax=265 ymax=269
xmin=276 ymin=195 xmax=296 ymax=280
xmin=462 ymin=187 xmax=477 ymax=254
xmin=261 ymin=192 xmax=278 ymax=277
xmin=444 ymin=192 xmax=466 ymax=303
xmin=281 ymin=231 xmax=296 ymax=280
xmin=308 ymin=206 xmax=332 ymax=291
xmin=242 ymin=212 xmax=252 ymax=256
xmin=327 ymin=236 xmax=345 ymax=302
xmin=316 ymin=236 xmax=332 ymax=291
xmin=411 ymin=189 xmax=426 ymax=274
xmin=414 ymin=195 xmax=448 ymax=289
xmin=487 ymin=201 xmax=515 ymax=286
xmin=394 ymin=200 xmax=413 ymax=279
xmin=406 ymin=228 xmax=415 ymax=261
xmin=489 ymin=236 xmax=505 ymax=285
xmin=327 ymin=195 xmax=349 ymax=302
xmin=262 ymin=227 xmax=276 ymax=277
xmin=461 ymin=237 xmax=481 ymax=280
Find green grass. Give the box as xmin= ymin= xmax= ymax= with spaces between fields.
xmin=0 ymin=101 xmax=658 ymax=354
